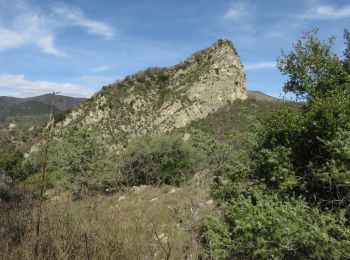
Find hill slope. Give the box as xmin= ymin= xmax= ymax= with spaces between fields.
xmin=0 ymin=95 xmax=86 ymax=130
xmin=0 ymin=94 xmax=86 ymax=111
xmin=55 ymin=39 xmax=247 ymax=148
xmin=247 ymin=90 xmax=280 ymax=101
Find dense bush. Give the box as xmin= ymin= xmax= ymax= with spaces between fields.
xmin=119 ymin=135 xmax=200 ymax=186
xmin=0 ymin=141 xmax=24 ymax=199
xmin=0 ymin=143 xmax=24 ymax=181
xmin=53 ymin=109 xmax=72 ymax=125
xmin=206 ymin=29 xmax=350 ymax=259
xmin=206 ymin=194 xmax=350 ymax=259
xmin=46 ymin=129 xmax=119 ymax=193
xmin=0 ymin=173 xmax=12 ymax=200
xmin=252 ymin=85 xmax=350 ymax=209
xmin=26 ymin=131 xmax=210 ymax=193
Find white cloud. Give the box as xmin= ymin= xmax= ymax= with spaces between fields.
xmin=0 ymin=1 xmax=115 ymax=56
xmin=0 ymin=10 xmax=66 ymax=56
xmin=0 ymin=27 xmax=25 ymax=50
xmin=91 ymin=66 xmax=111 ymax=72
xmin=245 ymin=62 xmax=276 ymax=70
xmin=36 ymin=35 xmax=66 ymax=57
xmin=222 ymin=1 xmax=254 ymax=20
xmin=301 ymin=4 xmax=350 ymax=20
xmin=53 ymin=3 xmax=115 ymax=40
xmin=0 ymin=74 xmax=94 ymax=97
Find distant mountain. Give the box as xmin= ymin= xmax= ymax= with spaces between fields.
xmin=0 ymin=94 xmax=86 ymax=111
xmin=0 ymin=96 xmax=20 ymax=110
xmin=0 ymin=94 xmax=86 ymax=130
xmin=6 ymin=101 xmax=61 ymax=116
xmin=247 ymin=90 xmax=280 ymax=101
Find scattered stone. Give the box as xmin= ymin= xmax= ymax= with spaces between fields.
xmin=183 ymin=133 xmax=191 ymax=141
xmin=105 ymin=188 xmax=117 ymax=193
xmin=206 ymin=199 xmax=214 ymax=206
xmin=8 ymin=123 xmax=16 ymax=130
xmin=168 ymin=188 xmax=176 ymax=194
xmin=156 ymin=233 xmax=168 ymax=243
xmin=131 ymin=186 xmax=141 ymax=193
xmin=118 ymin=195 xmax=127 ymax=201
xmin=131 ymin=185 xmax=150 ymax=193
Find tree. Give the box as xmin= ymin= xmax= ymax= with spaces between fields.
xmin=277 ymin=29 xmax=350 ymax=101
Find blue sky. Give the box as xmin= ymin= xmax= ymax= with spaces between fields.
xmin=0 ymin=0 xmax=349 ymax=98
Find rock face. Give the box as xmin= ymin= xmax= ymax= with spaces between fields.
xmin=55 ymin=39 xmax=247 ymax=148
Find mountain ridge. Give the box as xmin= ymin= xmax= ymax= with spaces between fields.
xmin=0 ymin=95 xmax=86 ymax=130
xmin=54 ymin=39 xmax=248 ymax=148
xmin=0 ymin=94 xmax=86 ymax=111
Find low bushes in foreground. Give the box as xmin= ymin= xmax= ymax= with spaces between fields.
xmin=25 ymin=130 xmax=210 ymax=194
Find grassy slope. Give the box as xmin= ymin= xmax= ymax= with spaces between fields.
xmin=188 ymin=98 xmax=278 ymax=141
xmin=187 ymin=97 xmax=302 ymax=144
xmin=1 ymin=173 xmax=213 ymax=259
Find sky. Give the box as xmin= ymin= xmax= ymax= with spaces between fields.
xmin=0 ymin=0 xmax=349 ymax=98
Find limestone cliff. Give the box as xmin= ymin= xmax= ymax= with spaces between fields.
xmin=55 ymin=39 xmax=247 ymax=148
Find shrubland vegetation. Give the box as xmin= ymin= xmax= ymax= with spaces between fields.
xmin=0 ymin=128 xmax=43 ymax=200
xmin=205 ymin=29 xmax=350 ymax=259
xmin=119 ymin=135 xmax=201 ymax=186
xmin=1 ymin=30 xmax=350 ymax=259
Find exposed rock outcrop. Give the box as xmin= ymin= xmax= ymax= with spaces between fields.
xmin=55 ymin=39 xmax=247 ymax=148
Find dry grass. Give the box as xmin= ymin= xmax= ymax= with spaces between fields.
xmin=0 ymin=171 xmax=214 ymax=259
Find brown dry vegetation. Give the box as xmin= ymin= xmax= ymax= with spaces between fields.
xmin=0 ymin=171 xmax=213 ymax=259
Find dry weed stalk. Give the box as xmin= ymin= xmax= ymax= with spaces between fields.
xmin=34 ymin=91 xmax=59 ymax=257
xmin=150 ymin=220 xmax=173 ymax=260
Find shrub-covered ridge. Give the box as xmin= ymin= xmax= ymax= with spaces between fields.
xmin=54 ymin=39 xmax=247 ymax=149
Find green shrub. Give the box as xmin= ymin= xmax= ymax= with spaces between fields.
xmin=208 ymin=140 xmax=251 ymax=201
xmin=250 ymin=94 xmax=350 ymax=207
xmin=254 ymin=146 xmax=296 ymax=192
xmin=0 ymin=174 xmax=12 ymax=200
xmin=53 ymin=109 xmax=72 ymax=125
xmin=206 ymin=194 xmax=350 ymax=259
xmin=119 ymin=135 xmax=199 ymax=186
xmin=47 ymin=129 xmax=119 ymax=193
xmin=0 ymin=143 xmax=24 ymax=181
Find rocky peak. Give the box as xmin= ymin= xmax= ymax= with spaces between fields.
xmin=55 ymin=39 xmax=247 ymax=149
xmin=188 ymin=39 xmax=238 ymax=62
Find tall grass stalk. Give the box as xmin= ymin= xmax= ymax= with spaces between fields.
xmin=34 ymin=91 xmax=59 ymax=257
